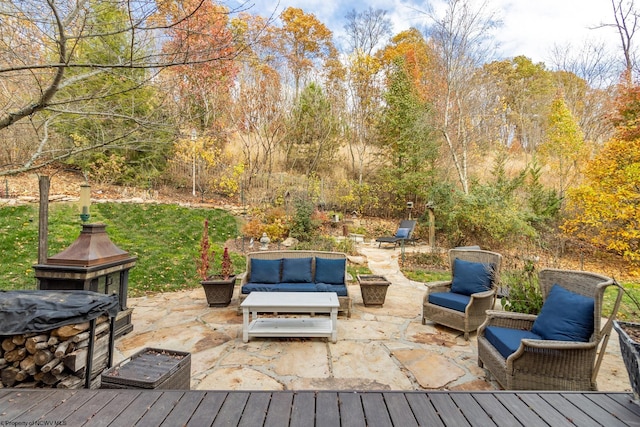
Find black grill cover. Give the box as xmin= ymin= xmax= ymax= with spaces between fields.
xmin=0 ymin=290 xmax=118 ymax=335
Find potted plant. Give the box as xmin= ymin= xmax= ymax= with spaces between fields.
xmin=357 ymin=274 xmax=391 ymax=306
xmin=197 ymin=219 xmax=236 ymax=307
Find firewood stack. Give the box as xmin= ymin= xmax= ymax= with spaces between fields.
xmin=0 ymin=315 xmax=111 ymax=389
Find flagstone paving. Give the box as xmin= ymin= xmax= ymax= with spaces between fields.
xmin=114 ymin=244 xmax=632 ymax=392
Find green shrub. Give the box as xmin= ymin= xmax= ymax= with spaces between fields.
xmin=500 ymin=259 xmax=543 ymax=314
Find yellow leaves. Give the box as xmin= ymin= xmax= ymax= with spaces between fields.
xmin=562 ymin=132 xmax=640 ymax=267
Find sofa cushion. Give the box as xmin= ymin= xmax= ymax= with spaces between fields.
xmin=314 ymin=257 xmax=346 ymax=284
xmin=531 ymin=284 xmax=594 ymax=342
xmin=484 ymin=326 xmax=542 ymax=359
xmin=281 ymin=257 xmax=313 ymax=283
xmin=450 ymin=258 xmax=494 ymax=296
xmin=314 ymin=283 xmax=348 ymax=296
xmin=242 ymin=282 xmax=348 ymax=296
xmin=395 ymin=228 xmax=410 ymax=238
xmin=428 ymin=292 xmax=471 ymax=312
xmin=249 ymin=258 xmax=281 ymax=284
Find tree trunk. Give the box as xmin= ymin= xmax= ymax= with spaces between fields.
xmin=38 ymin=175 xmax=50 ymax=264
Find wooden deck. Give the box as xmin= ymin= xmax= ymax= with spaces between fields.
xmin=0 ymin=389 xmax=638 ymax=426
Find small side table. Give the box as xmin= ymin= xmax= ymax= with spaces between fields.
xmin=357 ymin=274 xmax=391 ymax=306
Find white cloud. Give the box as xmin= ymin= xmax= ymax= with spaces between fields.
xmin=238 ymin=0 xmax=623 ymax=63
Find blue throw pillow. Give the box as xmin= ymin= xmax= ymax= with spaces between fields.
xmin=281 ymin=257 xmax=313 ymax=283
xmin=249 ymin=258 xmax=281 ymax=284
xmin=531 ymin=284 xmax=594 ymax=342
xmin=314 ymin=257 xmax=346 ymax=284
xmin=450 ymin=258 xmax=494 ymax=296
xmin=395 ymin=228 xmax=410 ymax=238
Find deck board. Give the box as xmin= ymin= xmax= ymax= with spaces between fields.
xmin=429 ymin=392 xmax=472 ymax=426
xmin=516 ymin=393 xmax=574 ymax=427
xmin=449 ymin=393 xmax=498 ymax=426
xmin=562 ymin=393 xmax=630 ymax=427
xmin=404 ymin=393 xmax=446 ymax=427
xmin=338 ymin=391 xmax=366 ymax=427
xmin=315 ymin=391 xmax=340 ymax=427
xmin=469 ymin=393 xmax=520 ymax=427
xmin=186 ymin=391 xmax=225 ymax=426
xmin=0 ymin=389 xmax=636 ymax=426
xmin=237 ymin=392 xmax=270 ymax=427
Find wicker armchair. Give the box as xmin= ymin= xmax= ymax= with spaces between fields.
xmin=422 ymin=249 xmax=502 ymax=340
xmin=477 ymin=268 xmax=623 ymax=390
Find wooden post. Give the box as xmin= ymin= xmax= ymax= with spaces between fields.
xmin=428 ymin=208 xmax=435 ymax=250
xmin=38 ymin=175 xmax=50 ymax=264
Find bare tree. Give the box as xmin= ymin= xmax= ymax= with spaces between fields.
xmin=343 ymin=7 xmax=392 ymax=183
xmin=595 ymin=0 xmax=640 ymax=81
xmin=0 ymin=0 xmax=248 ymax=176
xmin=425 ymin=0 xmax=500 ymax=194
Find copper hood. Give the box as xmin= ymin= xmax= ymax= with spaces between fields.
xmin=46 ymin=223 xmax=131 ymax=267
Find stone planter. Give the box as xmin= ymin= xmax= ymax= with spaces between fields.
xmin=613 ymin=320 xmax=640 ymax=400
xmin=201 ymin=275 xmax=236 ymax=307
xmin=357 ymin=274 xmax=391 ymax=306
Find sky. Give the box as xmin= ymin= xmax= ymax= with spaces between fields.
xmin=237 ymin=0 xmax=622 ymax=65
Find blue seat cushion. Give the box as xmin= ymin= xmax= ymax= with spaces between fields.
xmin=428 ymin=292 xmax=471 ymax=312
xmin=281 ymin=257 xmax=313 ymax=283
xmin=315 ymin=257 xmax=346 ymax=284
xmin=531 ymin=284 xmax=595 ymax=342
xmin=242 ymin=282 xmax=347 ymax=296
xmin=249 ymin=258 xmax=281 ymax=284
xmin=450 ymin=258 xmax=494 ymax=296
xmin=396 ymin=228 xmax=410 ymax=238
xmin=314 ymin=283 xmax=348 ymax=296
xmin=484 ymin=326 xmax=543 ymax=359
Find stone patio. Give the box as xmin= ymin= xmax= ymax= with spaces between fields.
xmin=113 ymin=244 xmax=632 ymax=392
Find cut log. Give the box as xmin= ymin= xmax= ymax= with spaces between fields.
xmin=41 ymin=358 xmax=61 ymax=373
xmin=19 ymin=355 xmax=36 ymax=375
xmin=15 ymin=369 xmax=30 ymax=382
xmin=53 ymin=322 xmax=90 ymax=340
xmin=25 ymin=341 xmax=49 ymax=354
xmin=57 ymin=375 xmax=83 ymax=389
xmin=40 ymin=371 xmax=62 ymax=386
xmin=1 ymin=366 xmax=19 ymax=386
xmin=2 ymin=338 xmax=16 ymax=352
xmin=47 ymin=336 xmax=59 ymax=346
xmin=54 ymin=340 xmax=72 ymax=358
xmin=34 ymin=349 xmax=54 ymax=366
xmin=51 ymin=363 xmax=65 ymax=375
xmin=63 ymin=333 xmax=110 ymax=373
xmin=71 ymin=331 xmax=91 ymax=343
xmin=5 ymin=347 xmax=27 ymax=363
xmin=11 ymin=335 xmax=26 ymax=346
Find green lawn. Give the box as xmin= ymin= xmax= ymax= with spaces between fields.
xmin=0 ymin=203 xmax=244 ymax=296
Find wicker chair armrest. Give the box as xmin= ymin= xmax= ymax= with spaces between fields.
xmin=240 ymin=270 xmax=250 ymax=286
xmin=424 ymin=281 xmax=452 ymax=295
xmin=478 ymin=310 xmax=536 ymax=333
xmin=518 ymin=339 xmax=597 ymax=351
xmin=469 ymin=288 xmax=495 ymax=300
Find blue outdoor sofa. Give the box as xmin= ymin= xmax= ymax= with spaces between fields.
xmin=238 ymin=250 xmax=352 ymax=317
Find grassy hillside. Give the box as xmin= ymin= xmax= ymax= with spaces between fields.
xmin=0 ymin=203 xmax=244 ymax=296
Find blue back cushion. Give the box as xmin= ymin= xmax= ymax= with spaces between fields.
xmin=249 ymin=258 xmax=281 ymax=284
xmin=395 ymin=228 xmax=410 ymax=238
xmin=450 ymin=258 xmax=494 ymax=296
xmin=281 ymin=257 xmax=313 ymax=283
xmin=314 ymin=257 xmax=346 ymax=284
xmin=531 ymin=284 xmax=594 ymax=342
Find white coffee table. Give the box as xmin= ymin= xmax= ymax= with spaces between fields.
xmin=241 ymin=292 xmax=339 ymax=343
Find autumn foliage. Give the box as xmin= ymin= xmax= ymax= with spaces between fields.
xmin=562 ymin=79 xmax=640 ymax=274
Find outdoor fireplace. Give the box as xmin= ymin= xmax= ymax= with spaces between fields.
xmin=33 ymin=223 xmax=137 ymax=338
